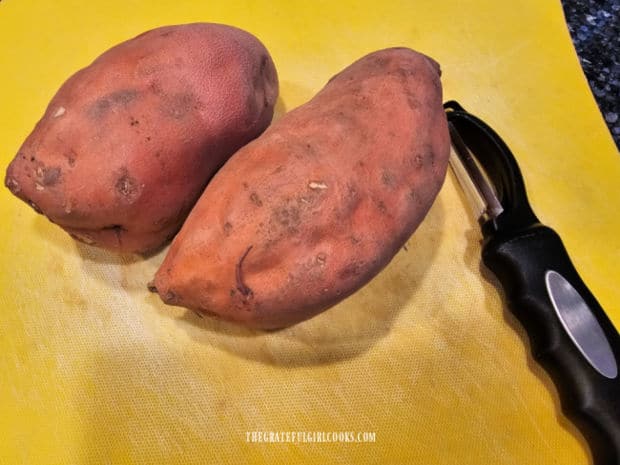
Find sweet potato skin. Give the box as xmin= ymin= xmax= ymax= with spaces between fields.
xmin=4 ymin=23 xmax=278 ymax=253
xmin=153 ymin=47 xmax=450 ymax=328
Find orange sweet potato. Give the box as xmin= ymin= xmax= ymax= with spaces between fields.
xmin=152 ymin=47 xmax=450 ymax=328
xmin=4 ymin=23 xmax=278 ymax=253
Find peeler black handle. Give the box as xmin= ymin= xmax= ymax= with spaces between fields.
xmin=445 ymin=101 xmax=620 ymax=464
xmin=483 ymin=217 xmax=620 ymax=465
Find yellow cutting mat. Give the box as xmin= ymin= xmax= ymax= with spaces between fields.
xmin=1 ymin=1 xmax=619 ymax=463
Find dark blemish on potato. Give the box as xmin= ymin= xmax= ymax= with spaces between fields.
xmin=242 ymin=182 xmax=249 ymax=190
xmin=358 ymin=161 xmax=365 ymax=168
xmin=302 ymin=143 xmax=318 ymax=157
xmin=250 ymin=192 xmax=263 ymax=206
xmin=149 ymin=81 xmax=163 ymax=95
xmin=407 ymin=96 xmax=421 ymax=110
xmin=164 ymin=290 xmax=179 ymax=304
xmin=63 ymin=148 xmax=77 ymax=167
xmin=40 ymin=166 xmax=61 ymax=186
xmin=110 ymin=89 xmax=138 ymax=105
xmin=412 ymin=144 xmax=434 ymax=169
xmin=160 ymin=92 xmax=200 ymax=119
xmin=338 ymin=261 xmax=364 ymax=280
xmin=374 ymin=56 xmax=389 ymax=67
xmin=376 ymin=200 xmax=388 ymax=214
xmin=381 ymin=170 xmax=396 ymax=188
xmin=223 ymin=222 xmax=233 ymax=237
xmin=30 ymin=156 xmax=36 ymax=162
xmin=89 ymin=89 xmax=139 ymax=119
xmin=115 ymin=169 xmax=140 ymax=202
xmin=229 ymin=289 xmax=236 ymax=297
xmin=316 ymin=252 xmax=327 ymax=265
xmin=349 ymin=235 xmax=361 ymax=245
xmin=273 ymin=205 xmax=300 ymax=228
xmin=116 ymin=175 xmax=135 ymax=196
xmin=91 ymin=98 xmax=111 ymax=117
xmin=147 ymin=281 xmax=158 ymax=293
xmin=160 ymin=30 xmax=174 ymax=37
xmin=146 ymin=136 xmax=151 ymax=142
xmin=338 ymin=186 xmax=361 ymax=218
xmin=130 ymin=117 xmax=139 ymax=127
xmin=235 ymin=245 xmax=254 ymax=298
xmin=413 ymin=154 xmax=424 ymax=168
xmin=258 ymin=55 xmax=268 ymax=89
xmin=271 ymin=165 xmax=284 ymax=175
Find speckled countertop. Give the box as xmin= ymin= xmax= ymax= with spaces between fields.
xmin=561 ymin=0 xmax=620 ymax=149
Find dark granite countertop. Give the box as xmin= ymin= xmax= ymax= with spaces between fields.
xmin=561 ymin=0 xmax=620 ymax=150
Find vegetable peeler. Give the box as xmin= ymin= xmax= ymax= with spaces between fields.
xmin=444 ymin=101 xmax=620 ymax=465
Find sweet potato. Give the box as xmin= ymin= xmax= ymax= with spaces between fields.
xmin=4 ymin=23 xmax=278 ymax=253
xmin=152 ymin=47 xmax=450 ymax=328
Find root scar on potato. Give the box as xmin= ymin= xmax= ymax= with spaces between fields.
xmin=235 ymin=245 xmax=254 ymax=299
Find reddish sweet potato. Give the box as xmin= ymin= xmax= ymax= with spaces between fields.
xmin=4 ymin=23 xmax=278 ymax=253
xmin=152 ymin=47 xmax=450 ymax=328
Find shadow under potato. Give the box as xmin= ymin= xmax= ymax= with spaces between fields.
xmin=153 ymin=197 xmax=445 ymax=367
xmin=32 ymin=208 xmax=164 ymax=264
